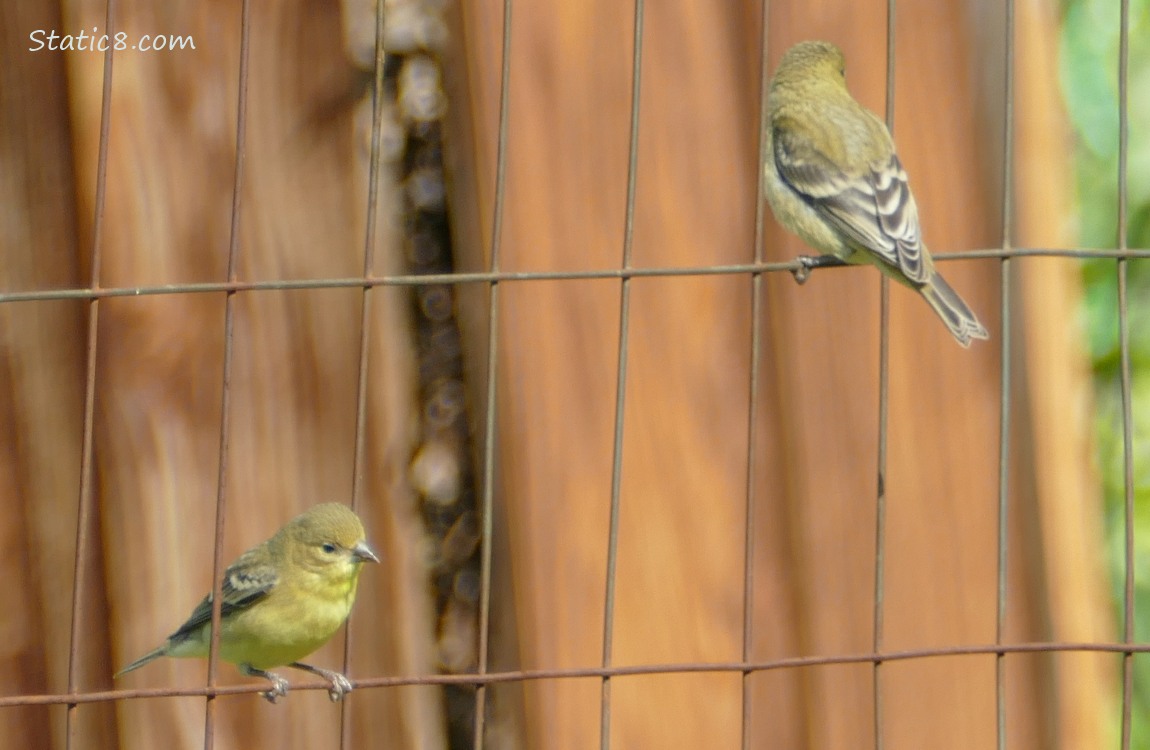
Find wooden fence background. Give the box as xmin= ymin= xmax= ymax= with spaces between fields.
xmin=0 ymin=0 xmax=1113 ymax=747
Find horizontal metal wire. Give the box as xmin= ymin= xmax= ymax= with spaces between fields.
xmin=0 ymin=247 xmax=1144 ymax=305
xmin=11 ymin=640 xmax=1145 ymax=708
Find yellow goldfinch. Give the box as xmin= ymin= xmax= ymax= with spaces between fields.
xmin=763 ymin=40 xmax=989 ymax=346
xmin=115 ymin=503 xmax=379 ymax=703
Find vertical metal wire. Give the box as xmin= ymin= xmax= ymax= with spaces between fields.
xmin=741 ymin=2 xmax=771 ymax=747
xmin=64 ymin=1 xmax=117 ymax=746
xmin=599 ymin=2 xmax=645 ymax=747
xmin=472 ymin=0 xmax=514 ymax=745
xmin=1116 ymin=0 xmax=1133 ymax=746
xmin=202 ymin=2 xmax=252 ymax=747
xmin=873 ymin=6 xmax=896 ymax=748
xmin=996 ymin=2 xmax=1015 ymax=747
xmin=338 ymin=1 xmax=390 ymax=746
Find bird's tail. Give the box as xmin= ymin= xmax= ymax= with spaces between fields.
xmin=920 ymin=272 xmax=989 ymax=347
xmin=114 ymin=645 xmax=167 ymax=679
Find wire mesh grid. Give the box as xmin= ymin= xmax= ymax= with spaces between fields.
xmin=1 ymin=0 xmax=1140 ymax=748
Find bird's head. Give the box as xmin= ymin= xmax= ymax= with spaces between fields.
xmin=773 ymin=40 xmax=847 ymax=90
xmin=284 ymin=503 xmax=380 ymax=578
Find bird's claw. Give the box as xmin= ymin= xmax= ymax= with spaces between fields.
xmin=240 ymin=663 xmax=290 ymax=703
xmin=261 ymin=674 xmax=289 ymax=704
xmin=791 ymin=254 xmax=847 ymax=284
xmin=325 ymin=673 xmax=354 ymax=702
xmin=791 ymin=255 xmax=817 ymax=285
xmin=283 ymin=662 xmax=354 ymax=702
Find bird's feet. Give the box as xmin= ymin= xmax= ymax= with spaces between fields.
xmin=288 ymin=662 xmax=354 ymax=702
xmin=240 ymin=663 xmax=290 ymax=703
xmin=324 ymin=672 xmax=353 ymax=702
xmin=261 ymin=674 xmax=289 ymax=704
xmin=791 ymin=254 xmax=845 ymax=285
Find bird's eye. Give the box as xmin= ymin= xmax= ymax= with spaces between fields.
xmin=322 ymin=543 xmax=338 ymax=554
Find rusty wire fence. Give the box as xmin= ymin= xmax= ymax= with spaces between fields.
xmin=1 ymin=0 xmax=1144 ymax=748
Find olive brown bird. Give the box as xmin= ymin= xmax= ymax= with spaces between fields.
xmin=763 ymin=40 xmax=989 ymax=346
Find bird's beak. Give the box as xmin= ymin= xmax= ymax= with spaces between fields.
xmin=352 ymin=541 xmax=380 ymax=564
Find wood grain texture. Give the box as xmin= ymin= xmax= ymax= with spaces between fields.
xmin=0 ymin=0 xmax=104 ymax=747
xmin=57 ymin=0 xmax=439 ymax=747
xmin=1014 ymin=0 xmax=1118 ymax=743
xmin=448 ymin=0 xmax=1105 ymax=748
xmin=0 ymin=0 xmax=1112 ymax=747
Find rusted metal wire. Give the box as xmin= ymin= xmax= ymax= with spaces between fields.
xmin=1116 ymin=0 xmax=1133 ymax=747
xmin=6 ymin=247 xmax=1150 ymax=305
xmin=63 ymin=0 xmax=117 ymax=746
xmin=472 ymin=0 xmax=515 ymax=744
xmin=740 ymin=0 xmax=772 ymax=746
xmin=338 ymin=0 xmax=391 ymax=745
xmin=17 ymin=640 xmax=1150 ymax=711
xmin=598 ymin=2 xmax=646 ymax=748
xmin=202 ymin=2 xmax=252 ymax=748
xmin=871 ymin=7 xmax=897 ymax=747
xmin=996 ymin=2 xmax=1016 ymax=749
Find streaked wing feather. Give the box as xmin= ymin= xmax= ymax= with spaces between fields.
xmin=817 ymin=186 xmax=899 ymax=263
xmin=774 ymin=125 xmax=927 ymax=283
xmin=870 ymin=155 xmax=925 ymax=282
xmin=169 ymin=547 xmax=278 ymax=641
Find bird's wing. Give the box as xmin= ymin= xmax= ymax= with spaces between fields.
xmin=773 ymin=124 xmax=928 ymax=284
xmin=169 ymin=546 xmax=279 ymax=641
